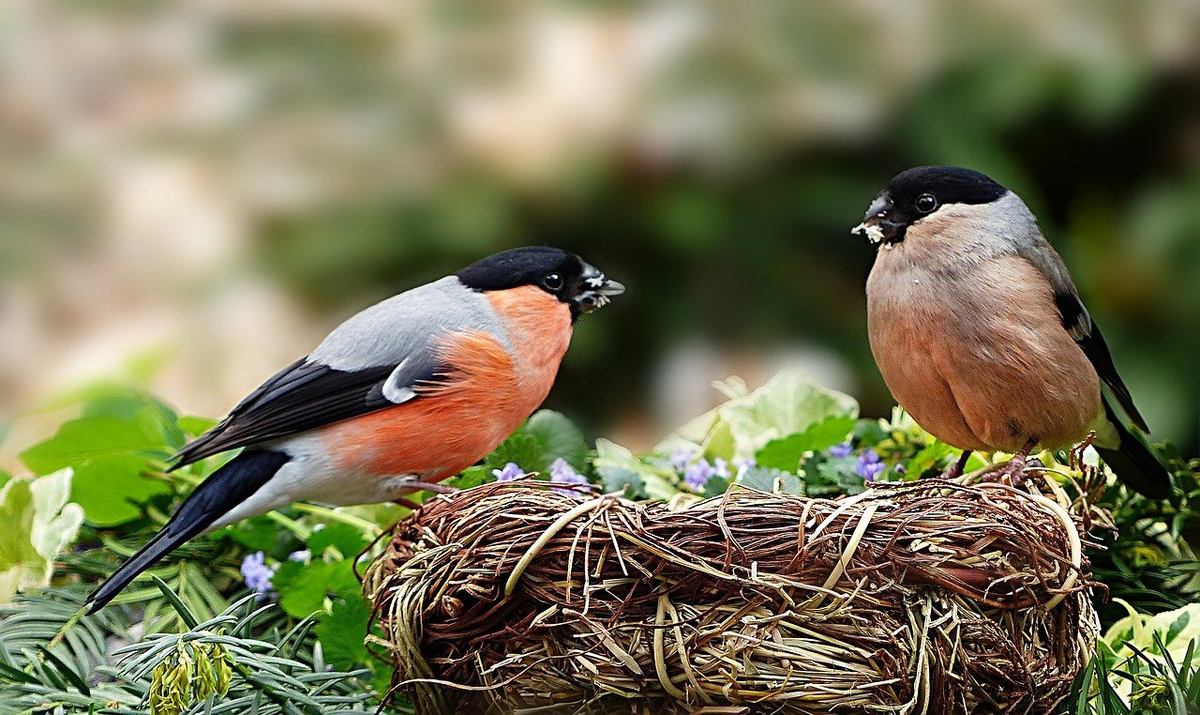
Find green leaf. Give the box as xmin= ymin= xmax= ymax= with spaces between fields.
xmin=308 ymin=524 xmax=369 ymax=558
xmin=718 ymin=369 xmax=859 ymax=459
xmin=20 ymin=410 xmax=169 ymax=474
xmin=524 ymin=410 xmax=589 ymax=471
xmin=593 ymin=439 xmax=675 ymax=500
xmin=485 ymin=410 xmax=589 ymax=477
xmin=756 ymin=416 xmax=857 ymax=471
xmin=68 ymin=454 xmax=166 ymax=527
xmin=485 ymin=431 xmax=543 ymax=475
xmin=177 ymin=415 xmax=218 ymax=438
xmin=450 ymin=465 xmax=490 ymax=490
xmin=222 ymin=516 xmax=280 ymax=553
xmin=0 ymin=469 xmax=84 ymax=603
xmin=738 ymin=467 xmax=803 ymax=495
xmin=273 ymin=559 xmax=360 ymax=618
xmin=314 ymin=595 xmax=371 ymax=670
xmin=19 ymin=408 xmax=176 ymax=526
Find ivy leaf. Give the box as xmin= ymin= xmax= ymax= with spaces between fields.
xmin=484 ymin=431 xmax=543 ymax=475
xmin=484 ymin=410 xmax=589 ymax=477
xmin=69 ymin=454 xmax=168 ymax=527
xmin=315 ymin=595 xmax=372 ymax=670
xmin=738 ymin=467 xmax=803 ymax=495
xmin=756 ymin=416 xmax=857 ymax=471
xmin=593 ymin=439 xmax=675 ymax=499
xmin=308 ymin=524 xmax=369 ymax=558
xmin=0 ymin=469 xmax=85 ymax=603
xmin=524 ymin=410 xmax=589 ymax=471
xmin=272 ymin=560 xmax=360 ymax=618
xmin=222 ymin=516 xmax=280 ymax=553
xmin=719 ymin=369 xmax=859 ymax=459
xmin=450 ymin=465 xmax=490 ymax=490
xmin=177 ymin=415 xmax=218 ymax=438
xmin=19 ymin=408 xmax=176 ymax=526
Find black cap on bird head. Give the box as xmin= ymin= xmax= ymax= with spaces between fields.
xmin=456 ymin=246 xmax=625 ymax=319
xmin=852 ymin=166 xmax=1009 ymax=246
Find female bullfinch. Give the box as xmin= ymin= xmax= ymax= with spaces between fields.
xmin=853 ymin=166 xmax=1170 ymax=499
xmin=86 ymin=246 xmax=623 ymax=612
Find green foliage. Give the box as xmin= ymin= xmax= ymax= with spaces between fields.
xmin=593 ymin=439 xmax=676 ymax=499
xmin=756 ymin=416 xmax=856 ymax=471
xmin=0 ymin=375 xmax=1195 ymax=713
xmin=1089 ymin=447 xmax=1200 ymax=626
xmin=1071 ymin=603 xmax=1200 ymax=713
xmin=721 ymin=370 xmax=859 ymax=459
xmin=0 ymin=469 xmax=84 ymax=603
xmin=483 ymin=409 xmax=590 ymax=477
xmin=19 ymin=392 xmax=185 ymax=526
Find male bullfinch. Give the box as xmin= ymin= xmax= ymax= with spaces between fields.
xmin=86 ymin=246 xmax=623 ymax=612
xmin=852 ymin=166 xmax=1170 ymax=499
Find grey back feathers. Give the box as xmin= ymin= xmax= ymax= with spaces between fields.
xmin=977 ymin=192 xmax=1150 ymax=433
xmin=309 ymin=277 xmax=513 ymax=371
xmin=171 ymin=276 xmax=514 ymax=468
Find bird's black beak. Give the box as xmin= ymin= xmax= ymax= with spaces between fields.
xmin=575 ymin=262 xmax=624 ymax=314
xmin=852 ymin=195 xmax=905 ymax=246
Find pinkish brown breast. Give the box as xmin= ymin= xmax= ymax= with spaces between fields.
xmin=868 ymin=249 xmax=1102 ymax=453
xmin=321 ymin=287 xmax=573 ymax=480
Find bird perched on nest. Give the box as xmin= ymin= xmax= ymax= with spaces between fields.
xmin=86 ymin=246 xmax=623 ymax=612
xmin=853 ymin=166 xmax=1170 ymax=499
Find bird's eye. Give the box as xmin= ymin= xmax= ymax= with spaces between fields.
xmin=543 ymin=272 xmax=564 ymax=290
xmin=916 ymin=194 xmax=938 ymax=213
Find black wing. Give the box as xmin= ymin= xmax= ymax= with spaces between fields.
xmin=170 ymin=356 xmax=443 ymax=469
xmin=1053 ymin=291 xmax=1150 ymax=432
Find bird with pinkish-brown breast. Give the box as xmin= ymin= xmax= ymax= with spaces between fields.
xmin=86 ymin=246 xmax=623 ymax=612
xmin=853 ymin=166 xmax=1170 ymax=499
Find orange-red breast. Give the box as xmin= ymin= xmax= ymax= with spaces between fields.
xmin=853 ymin=166 xmax=1169 ymax=498
xmin=86 ymin=246 xmax=623 ymax=612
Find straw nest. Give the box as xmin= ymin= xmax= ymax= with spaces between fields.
xmin=363 ymin=472 xmax=1103 ymax=714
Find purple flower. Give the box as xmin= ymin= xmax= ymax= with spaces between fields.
xmin=894 ymin=464 xmax=906 ymax=475
xmin=712 ymin=457 xmax=730 ymax=479
xmin=492 ymin=462 xmax=525 ymax=482
xmin=549 ymin=458 xmax=589 ymax=495
xmin=684 ymin=458 xmax=716 ymax=491
xmin=670 ymin=446 xmax=699 ymax=472
xmin=856 ymin=449 xmax=883 ymax=481
xmin=732 ymin=457 xmax=756 ymax=480
xmin=829 ymin=443 xmax=854 ymax=459
xmin=240 ymin=551 xmax=276 ymax=598
xmin=288 ymin=550 xmax=310 ymax=562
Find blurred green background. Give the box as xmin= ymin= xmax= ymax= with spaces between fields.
xmin=1 ymin=0 xmax=1197 ymax=460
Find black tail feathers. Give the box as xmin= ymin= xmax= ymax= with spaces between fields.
xmin=1097 ymin=401 xmax=1171 ymax=500
xmin=85 ymin=449 xmax=289 ymax=613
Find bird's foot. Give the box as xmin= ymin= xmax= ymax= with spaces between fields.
xmin=404 ymin=480 xmax=457 ymax=495
xmin=979 ymin=439 xmax=1039 ymax=488
xmin=393 ymin=497 xmax=423 ymax=510
xmin=941 ymin=450 xmax=973 ymax=480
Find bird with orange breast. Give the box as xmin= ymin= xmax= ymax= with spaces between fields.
xmin=86 ymin=246 xmax=623 ymax=612
xmin=853 ymin=166 xmax=1170 ymax=498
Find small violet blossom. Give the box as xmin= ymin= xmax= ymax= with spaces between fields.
xmin=288 ymin=550 xmax=310 ymax=562
xmin=856 ymin=449 xmax=885 ymax=481
xmin=492 ymin=462 xmax=524 ymax=482
xmin=684 ymin=458 xmax=717 ymax=491
xmin=549 ymin=458 xmax=589 ymax=495
xmin=828 ymin=443 xmax=854 ymax=459
xmin=669 ymin=446 xmax=699 ymax=472
xmin=240 ymin=551 xmax=277 ymax=599
xmin=732 ymin=457 xmax=756 ymax=480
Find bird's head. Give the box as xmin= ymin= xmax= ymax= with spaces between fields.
xmin=457 ymin=246 xmax=624 ymax=319
xmin=852 ymin=166 xmax=1013 ymax=248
